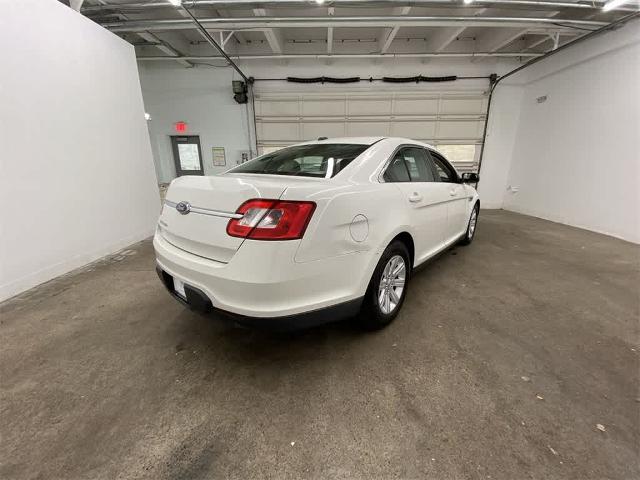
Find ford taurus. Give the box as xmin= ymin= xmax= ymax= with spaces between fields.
xmin=154 ymin=137 xmax=480 ymax=330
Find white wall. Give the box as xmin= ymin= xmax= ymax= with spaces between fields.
xmin=475 ymin=85 xmax=523 ymax=209
xmin=139 ymin=65 xmax=254 ymax=182
xmin=0 ymin=0 xmax=160 ymax=301
xmin=480 ymin=19 xmax=640 ymax=243
xmin=139 ymin=58 xmax=517 ymax=182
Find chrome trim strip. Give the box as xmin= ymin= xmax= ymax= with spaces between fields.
xmin=190 ymin=206 xmax=244 ymax=219
xmin=164 ymin=200 xmax=243 ymax=219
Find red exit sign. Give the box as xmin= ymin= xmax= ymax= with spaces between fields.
xmin=174 ymin=121 xmax=187 ymax=133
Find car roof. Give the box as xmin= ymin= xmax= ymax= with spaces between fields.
xmin=296 ymin=136 xmax=385 ymax=146
xmin=298 ymin=137 xmax=436 ymax=150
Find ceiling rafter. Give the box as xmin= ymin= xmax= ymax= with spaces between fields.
xmin=423 ymin=8 xmax=488 ymax=53
xmin=137 ymin=31 xmax=193 ymax=67
xmin=83 ymin=1 xmax=634 ymax=66
xmin=217 ymin=8 xmax=246 ymax=45
xmin=104 ymin=16 xmax=608 ymax=33
xmin=82 ymin=0 xmax=634 ymax=14
xmin=92 ymin=1 xmax=193 ymax=67
xmin=327 ymin=6 xmax=334 ymax=54
xmin=254 ymin=8 xmax=283 ymax=54
xmin=138 ymin=52 xmax=545 ymax=61
xmin=480 ymin=11 xmax=561 ymax=52
xmin=379 ymin=6 xmax=411 ymax=54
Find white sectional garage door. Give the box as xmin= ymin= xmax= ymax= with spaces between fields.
xmin=254 ymin=91 xmax=488 ymax=172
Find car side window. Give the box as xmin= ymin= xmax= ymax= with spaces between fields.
xmin=383 ymin=155 xmax=411 ymax=182
xmin=402 ymin=148 xmax=436 ymax=182
xmin=427 ymin=151 xmax=457 ymax=183
xmin=383 ymin=147 xmax=436 ymax=183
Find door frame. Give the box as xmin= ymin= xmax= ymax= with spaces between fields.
xmin=170 ymin=135 xmax=205 ymax=177
xmin=426 ymin=148 xmax=469 ymax=239
xmin=381 ymin=145 xmax=450 ymax=264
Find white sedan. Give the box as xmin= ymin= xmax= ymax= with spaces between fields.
xmin=154 ymin=137 xmax=480 ymax=330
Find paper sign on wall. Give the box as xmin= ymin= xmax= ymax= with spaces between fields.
xmin=177 ymin=144 xmax=200 ymax=170
xmin=212 ymin=147 xmax=226 ymax=166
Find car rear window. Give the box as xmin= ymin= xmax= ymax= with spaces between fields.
xmin=228 ymin=143 xmax=369 ymax=178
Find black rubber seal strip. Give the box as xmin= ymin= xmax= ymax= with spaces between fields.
xmin=287 ymin=76 xmax=361 ymax=84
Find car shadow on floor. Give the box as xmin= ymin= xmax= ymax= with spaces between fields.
xmin=164 ymin=243 xmax=466 ymax=373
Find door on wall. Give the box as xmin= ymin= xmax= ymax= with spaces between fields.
xmin=171 ymin=135 xmax=204 ymax=176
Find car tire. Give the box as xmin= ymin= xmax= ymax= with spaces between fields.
xmin=357 ymin=240 xmax=411 ymax=330
xmin=459 ymin=202 xmax=479 ymax=246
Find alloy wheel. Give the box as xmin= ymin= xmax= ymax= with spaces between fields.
xmin=468 ymin=207 xmax=478 ymax=239
xmin=378 ymin=255 xmax=406 ymax=314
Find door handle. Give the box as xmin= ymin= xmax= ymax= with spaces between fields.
xmin=449 ymin=189 xmax=458 ymax=197
xmin=408 ymin=192 xmax=423 ymax=203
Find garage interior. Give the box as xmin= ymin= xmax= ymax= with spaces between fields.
xmin=1 ymin=0 xmax=639 ymax=479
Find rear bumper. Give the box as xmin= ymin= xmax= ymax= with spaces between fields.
xmin=156 ymin=267 xmax=362 ymax=331
xmin=153 ymin=231 xmax=374 ymax=320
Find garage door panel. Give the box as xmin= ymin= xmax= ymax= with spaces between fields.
xmin=436 ymin=121 xmax=482 ymax=140
xmin=346 ymin=122 xmax=389 ymax=137
xmin=261 ymin=122 xmax=300 ymax=142
xmin=258 ymin=100 xmax=299 ymax=117
xmin=348 ymin=99 xmax=392 ymax=115
xmin=301 ymin=122 xmax=346 ymax=140
xmin=256 ymin=91 xmax=487 ymax=168
xmin=390 ymin=121 xmax=436 ymax=139
xmin=394 ymin=98 xmax=439 ymax=115
xmin=440 ymin=98 xmax=485 ymax=115
xmin=302 ymin=99 xmax=345 ymax=116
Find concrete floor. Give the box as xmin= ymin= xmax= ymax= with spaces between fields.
xmin=1 ymin=210 xmax=638 ymax=480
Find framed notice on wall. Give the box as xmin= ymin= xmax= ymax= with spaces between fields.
xmin=212 ymin=147 xmax=226 ymax=167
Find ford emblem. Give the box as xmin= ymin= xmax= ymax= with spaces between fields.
xmin=176 ymin=201 xmax=191 ymax=215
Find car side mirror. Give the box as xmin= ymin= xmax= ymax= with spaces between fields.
xmin=461 ymin=172 xmax=479 ymax=183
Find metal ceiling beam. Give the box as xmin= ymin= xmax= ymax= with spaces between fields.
xmin=254 ymin=8 xmax=283 ymax=54
xmin=379 ymin=6 xmax=411 ymax=54
xmin=105 ymin=16 xmax=608 ymax=33
xmin=482 ymin=28 xmax=533 ymax=52
xmin=216 ymin=7 xmax=247 ymax=45
xmin=479 ymin=11 xmax=560 ymax=52
xmin=137 ymin=31 xmax=193 ymax=66
xmin=137 ymin=52 xmax=544 ymax=61
xmin=423 ymin=7 xmax=487 ymax=53
xmin=327 ymin=7 xmax=334 ymax=54
xmin=524 ymin=33 xmax=560 ymax=50
xmin=83 ymin=1 xmax=631 ymax=14
xmin=178 ymin=4 xmax=249 ymax=81
xmin=88 ymin=0 xmax=193 ymax=66
xmin=424 ymin=27 xmax=468 ymax=52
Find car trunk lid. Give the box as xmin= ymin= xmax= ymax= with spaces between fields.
xmin=158 ymin=174 xmax=322 ymax=262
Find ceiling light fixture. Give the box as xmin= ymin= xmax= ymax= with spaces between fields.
xmin=602 ymin=0 xmax=631 ymax=11
xmin=167 ymin=0 xmax=182 ymax=6
xmin=463 ymin=0 xmax=475 ymax=4
xmin=315 ymin=0 xmax=326 ymax=4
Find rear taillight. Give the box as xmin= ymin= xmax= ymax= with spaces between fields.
xmin=226 ymin=199 xmax=316 ymax=240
